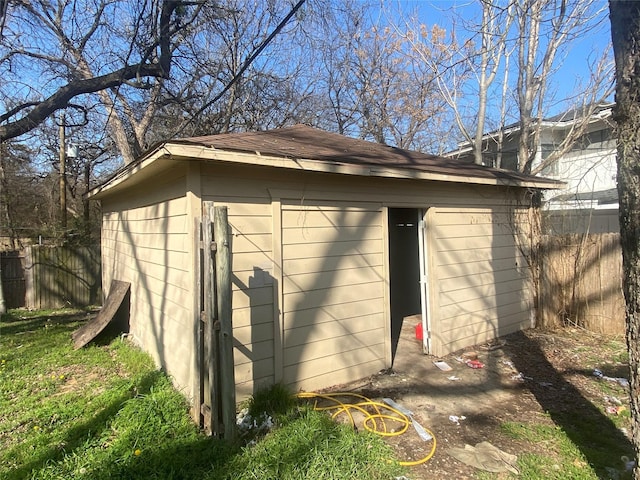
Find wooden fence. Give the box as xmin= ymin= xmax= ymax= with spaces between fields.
xmin=1 ymin=251 xmax=26 ymax=309
xmin=1 ymin=246 xmax=101 ymax=310
xmin=539 ymin=233 xmax=625 ymax=334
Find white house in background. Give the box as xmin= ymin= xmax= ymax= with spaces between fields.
xmin=446 ymin=103 xmax=618 ymax=233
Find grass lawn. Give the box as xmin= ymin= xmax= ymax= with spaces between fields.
xmin=3 ymin=308 xmax=633 ymax=480
xmin=0 ymin=309 xmax=403 ymax=480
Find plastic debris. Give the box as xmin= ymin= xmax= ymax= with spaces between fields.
xmin=236 ymin=407 xmax=251 ymax=429
xmin=605 ymin=395 xmax=623 ymax=406
xmin=606 ymin=405 xmax=627 ymax=415
xmin=449 ymin=415 xmax=466 ymax=425
xmin=622 ymin=456 xmax=636 ymax=471
xmin=383 ymin=398 xmax=413 ymax=417
xmin=538 ymin=382 xmax=554 ymax=387
xmin=383 ymin=398 xmax=433 ymax=441
xmin=593 ymin=368 xmax=629 ymax=388
xmin=511 ymin=372 xmax=532 ymax=382
xmin=433 ymin=360 xmax=453 ymax=371
xmin=448 ymin=441 xmax=519 ymax=474
xmin=465 ymin=359 xmax=485 ymax=369
xmin=502 ymin=360 xmax=515 ymax=369
xmin=480 ymin=339 xmax=507 ymax=351
xmin=412 ymin=417 xmax=434 ymax=442
xmin=447 ymin=375 xmax=460 ymax=381
xmin=236 ymin=408 xmax=274 ymax=437
xmin=604 ymin=456 xmax=636 ymax=479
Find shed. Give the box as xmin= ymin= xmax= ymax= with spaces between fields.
xmin=91 ymin=125 xmax=561 ymax=409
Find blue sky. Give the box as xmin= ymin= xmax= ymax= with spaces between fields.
xmin=379 ymin=0 xmax=614 ymax=118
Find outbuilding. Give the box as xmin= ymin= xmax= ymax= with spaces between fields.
xmin=91 ymin=125 xmax=560 ymax=412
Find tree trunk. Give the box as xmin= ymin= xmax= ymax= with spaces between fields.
xmin=609 ymin=2 xmax=640 ymax=477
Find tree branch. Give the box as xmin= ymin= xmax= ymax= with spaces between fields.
xmin=0 ymin=62 xmax=166 ymax=142
xmin=0 ymin=0 xmax=181 ymax=143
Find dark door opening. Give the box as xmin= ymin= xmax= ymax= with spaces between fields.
xmin=388 ymin=208 xmax=421 ymax=363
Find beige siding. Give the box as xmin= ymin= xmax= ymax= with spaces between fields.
xmin=200 ymin=185 xmax=276 ymax=399
xmin=98 ymin=157 xmax=538 ymax=408
xmin=193 ymin=164 xmax=536 ymax=396
xmin=200 ymin=173 xmax=389 ymax=395
xmin=101 ymin=170 xmax=194 ymax=397
xmin=430 ymin=207 xmax=533 ymax=356
xmin=281 ymin=202 xmax=386 ymax=391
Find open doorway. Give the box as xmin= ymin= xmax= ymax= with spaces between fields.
xmin=388 ymin=208 xmax=421 ymax=363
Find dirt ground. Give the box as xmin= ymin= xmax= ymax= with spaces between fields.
xmin=325 ymin=322 xmax=634 ymax=479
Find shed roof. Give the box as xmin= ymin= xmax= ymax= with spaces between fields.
xmin=92 ymin=125 xmax=563 ymax=198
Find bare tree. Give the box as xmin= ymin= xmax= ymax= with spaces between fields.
xmin=0 ymin=0 xmax=202 ymax=159
xmin=0 ymin=0 xmax=316 ymax=250
xmin=399 ymin=2 xmax=513 ymax=160
xmin=140 ymin=0 xmax=314 ymax=142
xmin=349 ymin=22 xmax=450 ymax=150
xmin=513 ymin=0 xmax=612 ymax=174
xmin=609 ymin=2 xmax=640 ymax=478
xmin=302 ymin=2 xmax=455 ymax=152
xmin=0 ymin=0 xmax=311 ymax=169
xmin=414 ymin=0 xmax=612 ymax=170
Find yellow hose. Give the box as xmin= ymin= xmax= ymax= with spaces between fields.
xmin=296 ymin=391 xmax=437 ymax=467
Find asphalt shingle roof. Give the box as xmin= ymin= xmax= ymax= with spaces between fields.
xmin=170 ymin=124 xmax=560 ymax=186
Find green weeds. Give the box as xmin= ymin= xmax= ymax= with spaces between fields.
xmin=497 ymin=415 xmax=633 ymax=480
xmin=0 ymin=309 xmax=402 ymax=480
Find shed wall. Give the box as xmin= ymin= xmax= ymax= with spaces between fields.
xmin=100 ymin=167 xmax=194 ymax=397
xmin=200 ymin=163 xmax=535 ymax=396
xmin=431 ymin=207 xmax=533 ymax=355
xmin=281 ymin=201 xmax=386 ymax=391
xmin=200 ymin=192 xmax=277 ymax=398
xmin=98 ymin=158 xmax=537 ymax=404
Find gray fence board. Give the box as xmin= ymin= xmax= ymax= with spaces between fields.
xmin=1 ymin=246 xmax=101 ymax=310
xmin=1 ymin=251 xmax=26 ymax=309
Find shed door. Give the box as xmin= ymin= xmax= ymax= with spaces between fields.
xmin=388 ymin=208 xmax=423 ymax=360
xmin=280 ymin=201 xmax=387 ymax=390
xmin=418 ymin=211 xmax=431 ymax=354
xmin=429 ymin=206 xmax=532 ymax=356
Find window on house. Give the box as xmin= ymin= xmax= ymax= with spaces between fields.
xmin=540 ymin=144 xmax=559 ymax=176
xmin=571 ymin=128 xmax=613 ymax=151
xmin=499 ymin=151 xmax=518 ymax=171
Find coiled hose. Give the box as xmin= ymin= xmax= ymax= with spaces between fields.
xmin=296 ymin=391 xmax=437 ymax=466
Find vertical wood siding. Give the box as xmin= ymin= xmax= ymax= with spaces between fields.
xmin=0 ymin=247 xmax=100 ymax=310
xmin=540 ymin=233 xmax=624 ymax=334
xmin=1 ymin=251 xmax=26 ymax=308
xmin=23 ymin=246 xmax=101 ymax=310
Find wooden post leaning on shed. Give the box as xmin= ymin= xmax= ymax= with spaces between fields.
xmin=214 ymin=206 xmax=236 ymax=442
xmin=192 ymin=217 xmax=204 ymax=428
xmin=202 ymin=208 xmax=220 ymax=437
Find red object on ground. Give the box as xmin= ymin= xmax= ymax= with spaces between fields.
xmin=415 ymin=322 xmax=423 ymax=340
xmin=466 ymin=359 xmax=485 ymax=369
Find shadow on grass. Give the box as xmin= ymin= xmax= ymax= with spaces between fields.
xmin=0 ymin=310 xmax=93 ymax=336
xmin=507 ymin=330 xmax=634 ymax=476
xmin=5 ymin=371 xmax=167 ymax=480
xmin=87 ymin=435 xmax=234 ymax=480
